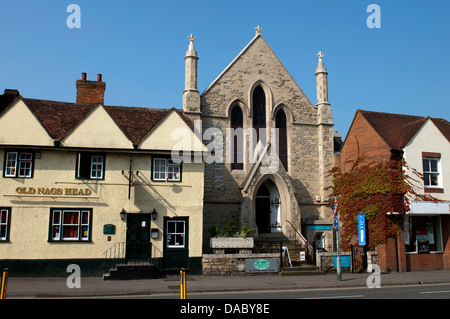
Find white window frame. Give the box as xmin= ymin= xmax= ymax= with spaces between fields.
xmin=166 ymin=220 xmax=185 ymax=248
xmin=90 ymin=155 xmax=104 ymax=179
xmin=4 ymin=151 xmax=33 ymax=178
xmin=5 ymin=152 xmax=18 ymax=177
xmin=153 ymin=158 xmax=181 ymax=182
xmin=0 ymin=208 xmax=10 ymax=241
xmin=18 ymin=152 xmax=33 ymax=178
xmin=423 ymin=157 xmax=440 ymax=188
xmin=50 ymin=209 xmax=91 ymax=241
xmin=76 ymin=152 xmax=105 ymax=180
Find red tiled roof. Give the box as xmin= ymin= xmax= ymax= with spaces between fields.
xmin=10 ymin=97 xmax=190 ymax=145
xmin=358 ymin=110 xmax=450 ymax=149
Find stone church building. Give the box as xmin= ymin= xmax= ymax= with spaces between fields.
xmin=183 ymin=26 xmax=335 ymax=252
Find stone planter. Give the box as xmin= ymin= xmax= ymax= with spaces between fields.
xmin=210 ymin=237 xmax=254 ymax=254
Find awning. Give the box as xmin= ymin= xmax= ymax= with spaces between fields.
xmin=409 ymin=201 xmax=450 ymax=215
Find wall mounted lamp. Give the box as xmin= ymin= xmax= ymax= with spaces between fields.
xmin=151 ymin=208 xmax=158 ymax=221
xmin=120 ymin=209 xmax=127 ymax=221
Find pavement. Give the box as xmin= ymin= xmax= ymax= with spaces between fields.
xmin=4 ymin=269 xmax=450 ymax=298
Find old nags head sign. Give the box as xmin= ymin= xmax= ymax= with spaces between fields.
xmin=15 ymin=186 xmax=93 ymax=196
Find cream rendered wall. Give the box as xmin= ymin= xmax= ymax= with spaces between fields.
xmin=0 ymin=100 xmax=54 ymax=147
xmin=139 ymin=110 xmax=206 ymax=152
xmin=63 ymin=104 xmax=133 ymax=149
xmin=0 ymin=150 xmax=204 ymax=260
xmin=403 ymin=119 xmax=450 ymax=201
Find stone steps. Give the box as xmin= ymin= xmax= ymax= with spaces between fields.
xmin=103 ymin=264 xmax=160 ymax=280
xmin=280 ymin=264 xmax=326 ymax=276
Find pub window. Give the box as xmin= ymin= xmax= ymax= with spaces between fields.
xmin=152 ymin=158 xmax=181 ymax=182
xmin=76 ymin=152 xmax=105 ymax=180
xmin=166 ymin=220 xmax=185 ymax=248
xmin=0 ymin=208 xmax=11 ymax=242
xmin=4 ymin=151 xmax=34 ymax=178
xmin=404 ymin=216 xmax=442 ymax=253
xmin=49 ymin=208 xmax=92 ymax=242
xmin=230 ymin=105 xmax=244 ymax=170
xmin=275 ymin=108 xmax=288 ymax=171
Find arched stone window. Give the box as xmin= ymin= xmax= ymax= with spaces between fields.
xmin=230 ymin=105 xmax=243 ymax=170
xmin=252 ymin=86 xmax=266 ymax=143
xmin=275 ymin=108 xmax=288 ymax=171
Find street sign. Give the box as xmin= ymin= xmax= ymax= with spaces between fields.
xmin=330 ymin=202 xmax=339 ymax=216
xmin=334 ymin=216 xmax=339 ymax=230
xmin=358 ymin=214 xmax=366 ymax=246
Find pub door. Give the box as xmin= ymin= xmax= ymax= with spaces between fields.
xmin=163 ymin=217 xmax=189 ymax=270
xmin=126 ymin=214 xmax=151 ymax=262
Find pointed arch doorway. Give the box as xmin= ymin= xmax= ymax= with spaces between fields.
xmin=255 ymin=179 xmax=281 ymax=234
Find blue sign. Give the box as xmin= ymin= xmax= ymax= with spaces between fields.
xmin=308 ymin=225 xmax=332 ymax=231
xmin=333 ymin=256 xmax=351 ymax=268
xmin=334 ymin=216 xmax=339 ymax=230
xmin=358 ymin=214 xmax=366 ymax=246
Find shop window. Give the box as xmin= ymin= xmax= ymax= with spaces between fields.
xmin=76 ymin=152 xmax=105 ymax=180
xmin=3 ymin=151 xmax=34 ymax=178
xmin=152 ymin=158 xmax=181 ymax=182
xmin=49 ymin=208 xmax=92 ymax=241
xmin=404 ymin=216 xmax=442 ymax=253
xmin=0 ymin=208 xmax=11 ymax=241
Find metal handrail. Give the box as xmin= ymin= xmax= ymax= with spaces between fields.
xmin=285 ymin=220 xmax=315 ymax=263
xmin=104 ymin=242 xmax=126 ymax=260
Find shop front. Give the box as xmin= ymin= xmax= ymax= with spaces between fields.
xmin=405 ymin=201 xmax=450 ymax=271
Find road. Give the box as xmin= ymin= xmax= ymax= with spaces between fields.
xmin=99 ymin=282 xmax=450 ymax=299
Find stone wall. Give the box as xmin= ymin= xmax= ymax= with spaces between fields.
xmin=316 ymin=251 xmax=379 ymax=272
xmin=202 ymin=253 xmax=280 ymax=276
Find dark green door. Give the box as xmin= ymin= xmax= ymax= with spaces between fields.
xmin=126 ymin=214 xmax=151 ymax=261
xmin=163 ymin=217 xmax=189 ymax=269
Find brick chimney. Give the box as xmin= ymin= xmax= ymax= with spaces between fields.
xmin=76 ymin=73 xmax=106 ymax=105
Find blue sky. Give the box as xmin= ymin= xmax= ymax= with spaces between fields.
xmin=0 ymin=0 xmax=449 ymax=137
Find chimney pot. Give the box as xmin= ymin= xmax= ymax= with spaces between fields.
xmin=76 ymin=72 xmax=106 ymax=105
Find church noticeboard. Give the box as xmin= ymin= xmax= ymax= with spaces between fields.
xmin=245 ymin=258 xmax=278 ymax=273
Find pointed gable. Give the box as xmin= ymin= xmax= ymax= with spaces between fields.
xmin=200 ymin=34 xmax=314 ymax=121
xmin=63 ymin=104 xmax=133 ymax=149
xmin=0 ymin=98 xmax=54 ymax=146
xmin=139 ymin=108 xmax=205 ymax=152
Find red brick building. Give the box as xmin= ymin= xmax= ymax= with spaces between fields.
xmin=337 ymin=110 xmax=450 ymax=272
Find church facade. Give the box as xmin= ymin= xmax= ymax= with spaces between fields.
xmin=182 ymin=27 xmax=335 ymax=251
